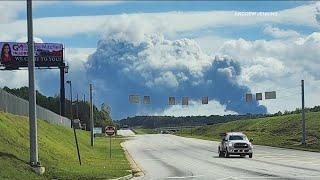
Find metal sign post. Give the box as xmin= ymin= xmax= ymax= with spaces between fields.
xmin=105 ymin=126 xmax=115 ymax=159
xmin=301 ymin=80 xmax=306 ymax=147
xmin=73 ymin=119 xmax=82 ymax=165
xmin=90 ymin=84 xmax=94 ymax=147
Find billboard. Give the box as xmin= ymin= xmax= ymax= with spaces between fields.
xmin=0 ymin=42 xmax=64 ymax=68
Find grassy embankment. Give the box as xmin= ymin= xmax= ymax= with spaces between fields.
xmin=0 ymin=111 xmax=131 ymax=180
xmin=132 ymin=128 xmax=157 ymax=135
xmin=134 ymin=112 xmax=320 ymax=152
xmin=178 ymin=112 xmax=320 ymax=152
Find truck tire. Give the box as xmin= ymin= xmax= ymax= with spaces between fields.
xmin=249 ymin=153 xmax=253 ymax=158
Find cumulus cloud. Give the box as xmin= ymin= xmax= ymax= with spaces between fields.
xmin=263 ymin=25 xmax=300 ymax=38
xmin=1 ymin=3 xmax=320 ymax=41
xmin=316 ymin=2 xmax=320 ymax=24
xmin=0 ymin=2 xmax=25 ymax=23
xmin=86 ymin=34 xmax=266 ymax=119
xmin=157 ymin=100 xmax=237 ymax=117
xmin=219 ymin=31 xmax=320 ymax=113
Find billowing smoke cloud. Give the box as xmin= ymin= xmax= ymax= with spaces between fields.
xmin=86 ymin=34 xmax=266 ymax=119
xmin=316 ymin=2 xmax=320 ymax=24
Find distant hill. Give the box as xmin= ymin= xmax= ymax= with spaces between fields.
xmin=118 ymin=105 xmax=320 ymax=128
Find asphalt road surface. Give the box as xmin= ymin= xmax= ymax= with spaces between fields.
xmin=120 ymin=131 xmax=320 ymax=180
xmin=118 ymin=129 xmax=135 ymax=136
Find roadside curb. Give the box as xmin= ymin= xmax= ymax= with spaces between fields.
xmin=121 ymin=142 xmax=145 ymax=178
xmin=112 ymin=174 xmax=133 ymax=180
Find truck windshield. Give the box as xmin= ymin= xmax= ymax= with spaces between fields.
xmin=229 ymin=135 xmax=246 ymax=141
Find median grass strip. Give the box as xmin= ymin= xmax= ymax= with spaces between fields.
xmin=178 ymin=112 xmax=320 ymax=152
xmin=0 ymin=111 xmax=131 ymax=180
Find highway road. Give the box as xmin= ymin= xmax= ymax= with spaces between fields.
xmin=119 ymin=130 xmax=320 ymax=180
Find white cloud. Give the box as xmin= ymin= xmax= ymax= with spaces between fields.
xmin=71 ymin=1 xmax=122 ymax=6
xmin=1 ymin=3 xmax=320 ymax=41
xmin=0 ymin=70 xmax=29 ymax=88
xmin=219 ymin=32 xmax=320 ymax=113
xmin=0 ymin=1 xmax=25 ymax=23
xmin=156 ymin=100 xmax=237 ymax=116
xmin=16 ymin=36 xmax=44 ymax=43
xmin=263 ymin=25 xmax=300 ymax=38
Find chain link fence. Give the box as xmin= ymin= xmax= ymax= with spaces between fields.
xmin=0 ymin=88 xmax=70 ymax=128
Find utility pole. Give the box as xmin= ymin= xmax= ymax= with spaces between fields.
xmin=301 ymin=80 xmax=306 ymax=147
xmin=90 ymin=84 xmax=94 ymax=147
xmin=27 ymin=0 xmax=39 ymax=167
xmin=27 ymin=0 xmax=44 ymax=174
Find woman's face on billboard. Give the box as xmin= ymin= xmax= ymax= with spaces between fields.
xmin=3 ymin=45 xmax=10 ymax=54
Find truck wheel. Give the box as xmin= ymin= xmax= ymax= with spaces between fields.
xmin=249 ymin=153 xmax=253 ymax=158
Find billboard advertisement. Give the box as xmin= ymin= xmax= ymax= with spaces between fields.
xmin=0 ymin=42 xmax=64 ymax=68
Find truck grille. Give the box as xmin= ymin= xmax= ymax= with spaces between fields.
xmin=234 ymin=143 xmax=248 ymax=148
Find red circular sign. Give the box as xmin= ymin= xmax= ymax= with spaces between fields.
xmin=105 ymin=126 xmax=115 ymax=136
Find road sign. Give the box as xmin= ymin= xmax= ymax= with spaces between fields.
xmin=129 ymin=95 xmax=140 ymax=103
xmin=169 ymin=97 xmax=175 ymax=105
xmin=143 ymin=96 xmax=150 ymax=104
xmin=182 ymin=97 xmax=189 ymax=105
xmin=246 ymin=93 xmax=253 ymax=102
xmin=265 ymin=91 xmax=276 ymax=99
xmin=256 ymin=93 xmax=262 ymax=101
xmin=202 ymin=96 xmax=208 ymax=104
xmin=93 ymin=127 xmax=102 ymax=134
xmin=105 ymin=126 xmax=115 ymax=136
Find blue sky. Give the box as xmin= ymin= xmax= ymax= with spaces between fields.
xmin=1 ymin=1 xmax=320 ymax=119
xmin=16 ymin=1 xmax=312 ymax=48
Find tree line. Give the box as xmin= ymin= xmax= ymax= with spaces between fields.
xmin=118 ymin=106 xmax=320 ymax=129
xmin=3 ymin=86 xmax=114 ymax=130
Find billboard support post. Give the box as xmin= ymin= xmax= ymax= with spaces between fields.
xmin=60 ymin=66 xmax=65 ymax=117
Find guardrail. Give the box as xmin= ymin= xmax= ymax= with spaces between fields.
xmin=0 ymin=88 xmax=70 ymax=128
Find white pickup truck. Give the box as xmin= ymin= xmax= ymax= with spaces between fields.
xmin=218 ymin=132 xmax=253 ymax=158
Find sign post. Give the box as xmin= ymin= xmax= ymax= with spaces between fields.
xmin=105 ymin=126 xmax=115 ymax=159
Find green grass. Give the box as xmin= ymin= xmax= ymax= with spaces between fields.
xmin=0 ymin=111 xmax=131 ymax=180
xmin=178 ymin=112 xmax=320 ymax=152
xmin=133 ymin=128 xmax=157 ymax=135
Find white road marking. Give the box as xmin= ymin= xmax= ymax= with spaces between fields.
xmin=166 ymin=175 xmax=205 ymax=179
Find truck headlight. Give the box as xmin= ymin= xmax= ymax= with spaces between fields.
xmin=228 ymin=142 xmax=233 ymax=147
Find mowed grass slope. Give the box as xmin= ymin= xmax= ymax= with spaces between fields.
xmin=180 ymin=112 xmax=320 ymax=152
xmin=0 ymin=111 xmax=130 ymax=180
